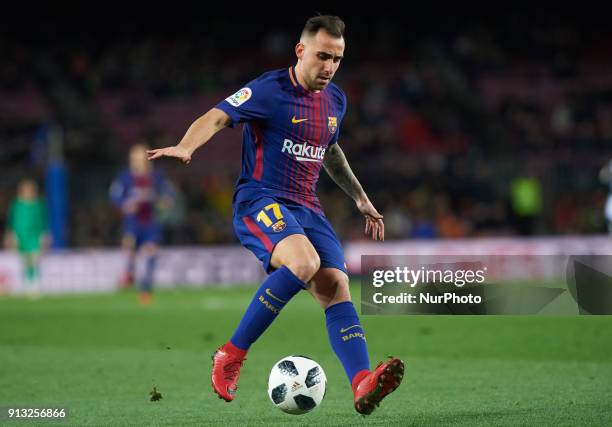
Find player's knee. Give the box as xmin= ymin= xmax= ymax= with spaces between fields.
xmin=286 ymin=253 xmax=320 ymax=282
xmin=308 ymin=271 xmax=352 ymax=309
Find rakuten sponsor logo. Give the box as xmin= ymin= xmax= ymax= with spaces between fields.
xmin=281 ymin=139 xmax=326 ymax=162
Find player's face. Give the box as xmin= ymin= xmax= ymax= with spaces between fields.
xmin=296 ymin=30 xmax=344 ymax=91
xmin=129 ymin=145 xmax=151 ymax=174
xmin=18 ymin=181 xmax=37 ymax=200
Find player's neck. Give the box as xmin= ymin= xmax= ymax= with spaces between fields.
xmin=131 ymin=168 xmax=151 ymax=176
xmin=294 ymin=63 xmax=320 ymax=94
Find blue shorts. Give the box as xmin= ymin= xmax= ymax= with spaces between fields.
xmin=124 ymin=220 xmax=159 ymax=248
xmin=233 ymin=196 xmax=347 ymax=275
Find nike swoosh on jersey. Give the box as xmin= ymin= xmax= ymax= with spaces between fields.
xmin=291 ymin=116 xmax=308 ymax=124
xmin=265 ymin=288 xmax=288 ymax=303
xmin=340 ymin=325 xmax=361 ymax=333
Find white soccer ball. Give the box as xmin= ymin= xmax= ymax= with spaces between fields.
xmin=267 ymin=355 xmax=327 ymax=414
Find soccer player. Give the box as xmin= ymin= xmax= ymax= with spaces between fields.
xmin=148 ymin=15 xmax=404 ymax=415
xmin=4 ymin=179 xmax=49 ymax=294
xmin=110 ymin=143 xmax=174 ymax=305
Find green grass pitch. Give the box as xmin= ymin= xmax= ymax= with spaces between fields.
xmin=1 ymin=284 xmax=611 ymax=426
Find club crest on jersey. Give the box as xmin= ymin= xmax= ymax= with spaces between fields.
xmin=328 ymin=116 xmax=337 ymax=134
xmin=271 ymin=220 xmax=286 ymax=232
xmin=225 ymin=87 xmax=252 ymax=107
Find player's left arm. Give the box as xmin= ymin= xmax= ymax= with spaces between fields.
xmin=155 ymin=173 xmax=176 ymax=211
xmin=323 ymin=143 xmax=384 ymax=241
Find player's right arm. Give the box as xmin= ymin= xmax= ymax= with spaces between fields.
xmin=109 ymin=172 xmax=136 ymax=214
xmin=149 ymin=74 xmax=276 ymax=164
xmin=147 ymin=108 xmax=231 ymax=164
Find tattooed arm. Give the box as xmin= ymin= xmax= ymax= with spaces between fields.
xmin=323 ymin=143 xmax=385 ymax=240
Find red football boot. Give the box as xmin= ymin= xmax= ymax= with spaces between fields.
xmin=119 ymin=271 xmax=134 ymax=289
xmin=138 ymin=291 xmax=153 ymax=305
xmin=211 ymin=342 xmax=247 ymax=402
xmin=353 ymin=357 xmax=405 ymax=415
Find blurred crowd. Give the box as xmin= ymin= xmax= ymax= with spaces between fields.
xmin=1 ymin=11 xmax=611 ymax=246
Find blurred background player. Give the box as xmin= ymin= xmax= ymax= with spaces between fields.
xmin=109 ymin=143 xmax=175 ymax=304
xmin=600 ymin=158 xmax=612 ymax=234
xmin=4 ymin=179 xmax=50 ymax=295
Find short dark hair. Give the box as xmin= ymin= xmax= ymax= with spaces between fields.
xmin=301 ymin=15 xmax=345 ymax=39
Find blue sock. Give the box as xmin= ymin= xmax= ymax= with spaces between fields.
xmin=230 ymin=266 xmax=306 ymax=350
xmin=325 ymin=301 xmax=370 ymax=385
xmin=141 ymin=255 xmax=156 ymax=293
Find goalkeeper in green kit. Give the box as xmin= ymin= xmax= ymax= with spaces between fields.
xmin=4 ymin=179 xmax=50 ymax=293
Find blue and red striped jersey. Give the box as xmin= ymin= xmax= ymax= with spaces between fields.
xmin=109 ymin=169 xmax=174 ymax=225
xmin=215 ymin=66 xmax=347 ymax=214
